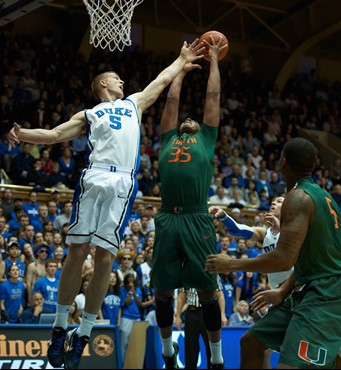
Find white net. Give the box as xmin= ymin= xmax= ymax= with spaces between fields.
xmin=83 ymin=0 xmax=144 ymax=52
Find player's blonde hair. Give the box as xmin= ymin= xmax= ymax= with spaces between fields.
xmin=91 ymin=71 xmax=115 ymax=100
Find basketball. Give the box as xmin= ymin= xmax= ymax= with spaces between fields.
xmin=199 ymin=30 xmax=229 ymax=61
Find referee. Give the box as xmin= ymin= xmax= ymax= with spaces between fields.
xmin=175 ymin=286 xmax=227 ymax=369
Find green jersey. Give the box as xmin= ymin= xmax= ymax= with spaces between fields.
xmin=294 ymin=178 xmax=341 ymax=284
xmin=158 ymin=124 xmax=218 ymax=208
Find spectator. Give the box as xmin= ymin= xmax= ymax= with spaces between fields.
xmin=18 ymin=224 xmax=35 ymax=250
xmin=269 ymin=171 xmax=286 ymax=197
xmin=21 ymin=292 xmax=47 ymax=324
xmin=0 ymin=264 xmax=25 ymax=323
xmin=74 ymin=279 xmax=89 ymax=317
xmin=8 ymin=206 xmax=26 ymax=234
xmin=11 ymin=143 xmax=35 ymax=185
xmin=209 ymin=186 xmax=230 ymax=205
xmin=136 ymin=245 xmax=153 ymax=287
xmin=138 ymin=168 xmax=153 ymax=196
xmin=228 ymin=300 xmax=253 ymax=326
xmin=46 ymin=162 xmax=69 ymax=188
xmin=32 ymin=258 xmax=59 ymax=313
xmin=219 ymin=273 xmax=235 ymax=321
xmin=26 ymin=243 xmax=52 ymax=302
xmin=67 ymin=301 xmax=82 ymax=325
xmin=232 ymin=238 xmax=247 ymax=259
xmin=116 ymin=250 xmax=137 ymax=283
xmin=20 ymin=243 xmax=35 ymax=267
xmin=27 ymin=159 xmax=48 ymax=187
xmin=0 ymin=234 xmax=7 ymax=260
xmin=258 ymin=189 xmax=271 ymax=211
xmin=0 ymin=189 xmax=15 ymax=221
xmin=58 ymin=147 xmax=75 ymax=182
xmin=228 ymin=189 xmax=246 ymax=209
xmin=23 ymin=191 xmax=40 ymax=222
xmin=53 ymin=245 xmax=64 ymax=279
xmin=53 ymin=201 xmax=72 ymax=232
xmin=143 ymin=204 xmax=156 ymax=231
xmin=249 ymin=146 xmax=263 ymax=169
xmin=0 ymin=215 xmax=11 ymax=240
xmin=43 ymin=230 xmax=54 ymax=250
xmin=40 ymin=148 xmax=53 ymax=174
xmin=255 ymin=170 xmax=272 ymax=198
xmin=0 ymin=241 xmax=25 ymax=282
xmin=46 ymin=200 xmax=59 ymax=223
xmin=119 ymin=273 xmax=144 ymax=363
xmin=100 ymin=270 xmax=121 ymax=325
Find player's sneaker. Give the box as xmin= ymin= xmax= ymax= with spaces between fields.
xmin=210 ymin=363 xmax=224 ymax=369
xmin=162 ymin=342 xmax=179 ymax=369
xmin=47 ymin=326 xmax=67 ymax=368
xmin=64 ymin=328 xmax=90 ymax=369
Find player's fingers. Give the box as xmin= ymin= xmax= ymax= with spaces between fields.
xmin=195 ymin=47 xmax=206 ymax=57
xmin=251 ymin=301 xmax=267 ymax=311
xmin=216 ymin=35 xmax=223 ymax=46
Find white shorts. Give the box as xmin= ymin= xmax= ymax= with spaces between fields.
xmin=66 ymin=164 xmax=138 ymax=255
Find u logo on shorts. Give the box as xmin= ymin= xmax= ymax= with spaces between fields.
xmin=298 ymin=340 xmax=327 ymax=366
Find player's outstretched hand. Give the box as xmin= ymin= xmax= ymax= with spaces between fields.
xmin=205 ymin=253 xmax=232 ymax=273
xmin=250 ymin=289 xmax=284 ymax=311
xmin=8 ymin=122 xmax=21 ymax=150
xmin=264 ymin=213 xmax=280 ymax=234
xmin=202 ymin=35 xmax=228 ymax=61
xmin=180 ymin=39 xmax=205 ymax=63
xmin=209 ymin=206 xmax=225 ymax=218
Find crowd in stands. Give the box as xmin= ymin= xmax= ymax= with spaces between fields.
xmin=0 ymin=26 xmax=341 ymax=360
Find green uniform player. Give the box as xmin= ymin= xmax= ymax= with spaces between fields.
xmin=206 ymin=138 xmax=341 ymax=369
xmin=152 ymin=36 xmax=227 ymax=369
xmin=151 ymin=124 xmax=218 ymax=292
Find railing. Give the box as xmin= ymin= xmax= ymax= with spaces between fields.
xmin=0 ymin=184 xmax=259 ymax=221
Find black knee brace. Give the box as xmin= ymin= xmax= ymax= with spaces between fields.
xmin=200 ymin=298 xmax=221 ymax=332
xmin=155 ymin=296 xmax=174 ymax=328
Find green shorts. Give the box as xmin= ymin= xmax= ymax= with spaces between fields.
xmin=151 ymin=207 xmax=218 ymax=292
xmin=249 ymin=275 xmax=341 ymax=368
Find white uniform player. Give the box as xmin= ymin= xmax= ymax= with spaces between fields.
xmin=9 ymin=40 xmax=206 ymax=370
xmin=67 ymin=98 xmax=140 ymax=254
xmin=262 ymin=227 xmax=293 ymax=290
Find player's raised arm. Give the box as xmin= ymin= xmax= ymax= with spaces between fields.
xmin=209 ymin=206 xmax=266 ymax=243
xmin=160 ymin=62 xmax=201 ymax=135
xmin=203 ymin=36 xmax=226 ymax=127
xmin=131 ymin=40 xmax=204 ymax=118
xmin=8 ymin=111 xmax=86 ymax=146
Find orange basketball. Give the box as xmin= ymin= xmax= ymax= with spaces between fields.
xmin=199 ymin=30 xmax=229 ymax=61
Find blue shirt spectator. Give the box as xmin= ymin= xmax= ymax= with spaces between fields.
xmin=32 ymin=259 xmax=59 ymax=313
xmin=0 ymin=264 xmax=25 ymax=323
xmin=219 ymin=274 xmax=234 ymax=318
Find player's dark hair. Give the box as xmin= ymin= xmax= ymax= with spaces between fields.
xmin=283 ymin=138 xmax=317 ymax=175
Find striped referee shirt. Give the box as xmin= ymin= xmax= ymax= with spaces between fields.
xmin=180 ymin=277 xmax=223 ymax=308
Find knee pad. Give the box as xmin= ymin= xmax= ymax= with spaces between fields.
xmin=155 ymin=296 xmax=174 ymax=328
xmin=200 ymin=298 xmax=221 ymax=332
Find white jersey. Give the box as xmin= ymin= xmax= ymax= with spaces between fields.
xmin=66 ymin=97 xmax=140 ymax=254
xmin=262 ymin=228 xmax=294 ymax=289
xmin=85 ymin=97 xmax=140 ymax=170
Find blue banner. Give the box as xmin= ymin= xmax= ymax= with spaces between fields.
xmin=146 ymin=326 xmax=279 ymax=369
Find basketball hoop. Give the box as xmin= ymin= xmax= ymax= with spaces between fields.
xmin=83 ymin=0 xmax=144 ymax=52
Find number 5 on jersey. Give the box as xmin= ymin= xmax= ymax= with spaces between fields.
xmin=110 ymin=115 xmax=122 ymax=130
